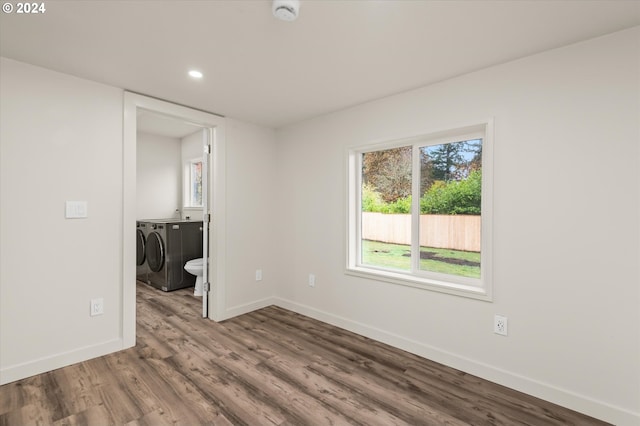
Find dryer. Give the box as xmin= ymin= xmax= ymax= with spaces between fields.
xmin=145 ymin=220 xmax=203 ymax=291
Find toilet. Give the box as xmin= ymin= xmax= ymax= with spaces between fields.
xmin=184 ymin=258 xmax=204 ymax=296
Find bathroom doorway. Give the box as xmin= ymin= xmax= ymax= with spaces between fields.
xmin=123 ymin=92 xmax=226 ymax=348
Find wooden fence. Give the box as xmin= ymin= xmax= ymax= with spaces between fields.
xmin=362 ymin=212 xmax=481 ymax=252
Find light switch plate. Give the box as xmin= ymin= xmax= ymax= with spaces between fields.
xmin=66 ymin=201 xmax=88 ymax=218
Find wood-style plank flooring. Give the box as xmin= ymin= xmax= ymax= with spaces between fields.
xmin=0 ymin=282 xmax=608 ymax=425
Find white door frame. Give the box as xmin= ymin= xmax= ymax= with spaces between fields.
xmin=200 ymin=127 xmax=212 ymax=318
xmin=122 ymin=92 xmax=227 ymax=348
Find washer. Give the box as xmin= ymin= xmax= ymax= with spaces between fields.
xmin=145 ymin=220 xmax=203 ymax=291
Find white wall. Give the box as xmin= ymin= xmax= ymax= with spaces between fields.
xmin=0 ymin=58 xmax=125 ymax=382
xmin=181 ymin=129 xmax=203 ymax=161
xmin=136 ymin=131 xmax=182 ymax=220
xmin=274 ymin=27 xmax=639 ymax=424
xmin=223 ymin=118 xmax=279 ymax=316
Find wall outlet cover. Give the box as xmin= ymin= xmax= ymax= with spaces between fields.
xmin=494 ymin=314 xmax=508 ymax=336
xmin=90 ymin=298 xmax=104 ymax=316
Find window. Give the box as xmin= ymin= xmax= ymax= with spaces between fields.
xmin=185 ymin=159 xmax=203 ymax=208
xmin=347 ymin=123 xmax=493 ymax=299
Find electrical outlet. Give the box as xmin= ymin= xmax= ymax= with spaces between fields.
xmin=308 ymin=273 xmax=315 ymax=287
xmin=494 ymin=314 xmax=507 ymax=336
xmin=90 ymin=298 xmax=104 ymax=316
xmin=255 ymin=269 xmax=263 ymax=281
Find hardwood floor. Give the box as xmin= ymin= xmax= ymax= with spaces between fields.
xmin=0 ymin=282 xmax=608 ymax=425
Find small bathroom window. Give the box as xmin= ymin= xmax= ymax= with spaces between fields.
xmin=185 ymin=159 xmax=203 ymax=208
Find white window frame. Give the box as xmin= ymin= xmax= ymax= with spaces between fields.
xmin=184 ymin=158 xmax=203 ymax=208
xmin=346 ymin=122 xmax=493 ymax=301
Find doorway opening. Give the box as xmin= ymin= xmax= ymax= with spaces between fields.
xmin=123 ymin=92 xmax=226 ymax=348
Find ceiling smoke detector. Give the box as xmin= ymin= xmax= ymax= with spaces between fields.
xmin=272 ymin=0 xmax=300 ymax=22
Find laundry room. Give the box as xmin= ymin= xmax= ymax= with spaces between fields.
xmin=135 ymin=110 xmax=207 ymax=296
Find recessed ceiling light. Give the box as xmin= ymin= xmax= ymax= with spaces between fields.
xmin=188 ymin=70 xmax=203 ymax=79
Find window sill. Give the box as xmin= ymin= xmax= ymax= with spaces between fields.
xmin=345 ymin=266 xmax=492 ymax=302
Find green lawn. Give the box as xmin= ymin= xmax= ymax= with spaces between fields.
xmin=361 ymin=240 xmax=480 ymax=278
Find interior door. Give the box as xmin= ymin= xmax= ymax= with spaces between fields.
xmin=201 ymin=128 xmax=211 ymax=318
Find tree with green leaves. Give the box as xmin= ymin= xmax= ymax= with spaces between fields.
xmin=420 ymin=169 xmax=482 ymax=215
xmin=425 ymin=142 xmax=464 ymax=182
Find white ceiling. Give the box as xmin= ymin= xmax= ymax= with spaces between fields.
xmin=1 ymin=1 xmax=639 ymax=129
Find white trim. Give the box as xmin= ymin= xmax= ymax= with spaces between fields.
xmin=345 ymin=267 xmax=490 ymax=301
xmin=184 ymin=157 xmax=204 ymax=208
xmin=123 ymin=92 xmax=226 ymax=337
xmin=410 ymin=144 xmax=421 ymax=273
xmin=224 ymin=297 xmax=277 ymax=319
xmin=200 ymin=128 xmax=210 ymax=318
xmin=272 ymin=297 xmax=639 ymax=426
xmin=122 ymin=93 xmax=137 ymax=348
xmin=209 ymin=125 xmax=227 ymax=321
xmin=181 ymin=206 xmax=204 ymax=213
xmin=0 ymin=339 xmax=122 ymax=385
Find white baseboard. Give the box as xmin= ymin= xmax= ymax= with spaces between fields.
xmin=273 ymin=297 xmax=639 ymax=426
xmin=223 ymin=296 xmax=277 ymax=320
xmin=0 ymin=338 xmax=123 ymax=385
